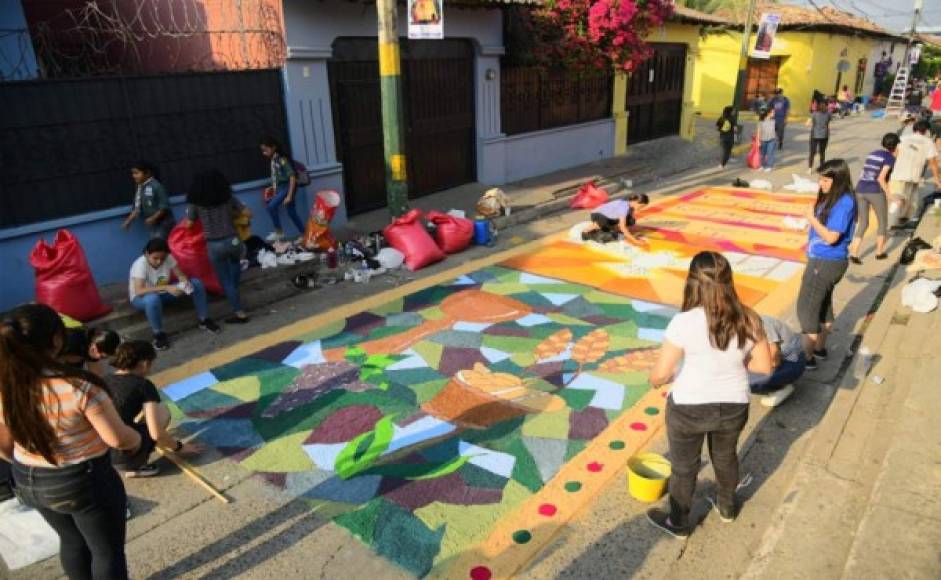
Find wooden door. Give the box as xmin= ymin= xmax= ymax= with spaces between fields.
xmin=329 ymin=38 xmax=476 ymax=216
xmin=626 ymin=43 xmax=686 ymax=144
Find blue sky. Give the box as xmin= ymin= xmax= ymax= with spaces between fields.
xmin=783 ymin=0 xmax=941 ymax=33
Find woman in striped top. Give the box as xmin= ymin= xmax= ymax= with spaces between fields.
xmin=0 ymin=304 xmax=142 ymax=579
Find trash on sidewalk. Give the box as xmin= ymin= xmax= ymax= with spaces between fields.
xmin=303 ymin=190 xmax=340 ymax=251
xmin=29 ymin=229 xmax=112 ymax=321
xmin=749 ymin=179 xmax=772 ymax=190
xmin=899 ymin=237 xmax=932 ymax=265
xmin=732 ymin=178 xmax=750 ymax=188
xmin=476 ymin=188 xmax=510 ymax=218
xmin=783 ymin=174 xmax=819 ymax=193
xmin=427 ymin=210 xmax=474 ymax=254
xmin=168 ymin=222 xmax=224 ymax=295
xmin=569 ymin=180 xmax=609 ymax=209
xmin=901 ymin=276 xmax=941 ymax=313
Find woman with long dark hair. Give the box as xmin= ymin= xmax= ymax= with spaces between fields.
xmin=0 ymin=304 xmax=141 ymax=579
xmin=183 ymin=169 xmax=250 ymax=324
xmin=797 ymin=159 xmax=857 ymax=369
xmin=647 ymin=252 xmax=772 ymax=538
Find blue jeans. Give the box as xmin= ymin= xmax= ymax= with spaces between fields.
xmin=760 ymin=139 xmax=776 ymax=169
xmin=266 ymin=183 xmax=305 ymax=234
xmin=207 ymin=236 xmax=243 ymax=312
xmin=749 ymin=353 xmax=807 ymax=394
xmin=131 ymin=278 xmax=209 ymax=333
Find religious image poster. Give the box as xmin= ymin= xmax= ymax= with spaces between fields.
xmin=752 ymin=13 xmax=780 ymax=59
xmin=408 ymin=0 xmax=443 ymax=39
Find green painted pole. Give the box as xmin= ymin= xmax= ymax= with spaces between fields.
xmin=376 ymin=0 xmax=410 ymax=217
xmin=731 ymin=0 xmax=758 ymax=128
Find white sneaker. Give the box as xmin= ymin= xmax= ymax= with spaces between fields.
xmin=760 ymin=384 xmax=795 ymax=407
xmin=294 ymin=252 xmax=315 ymax=262
xmin=764 ymin=167 xmax=773 ymax=173
xmin=265 ymin=231 xmax=283 ymax=243
xmin=277 ymin=253 xmax=297 ymax=266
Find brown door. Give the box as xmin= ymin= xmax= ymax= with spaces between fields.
xmin=329 ymin=39 xmax=476 ymax=216
xmin=742 ymin=57 xmax=781 ymax=108
xmin=626 ymin=43 xmax=686 ymax=145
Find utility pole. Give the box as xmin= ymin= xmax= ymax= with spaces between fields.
xmin=376 ymin=0 xmax=410 ymax=217
xmin=730 ymin=0 xmax=759 ymax=127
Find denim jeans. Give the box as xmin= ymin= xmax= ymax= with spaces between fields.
xmin=774 ymin=119 xmax=786 ymax=148
xmin=749 ymin=353 xmax=807 ymax=393
xmin=207 ymin=236 xmax=244 ymax=312
xmin=666 ymin=396 xmax=749 ymax=528
xmin=130 ymin=278 xmax=209 ymax=334
xmin=266 ymin=183 xmax=305 ymax=234
xmin=13 ymin=455 xmax=128 ymax=580
xmin=760 ymin=139 xmax=777 ymax=169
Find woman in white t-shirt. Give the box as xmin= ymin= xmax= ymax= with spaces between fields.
xmin=647 ymin=251 xmax=772 ymax=538
xmin=129 ymin=238 xmax=220 ymax=350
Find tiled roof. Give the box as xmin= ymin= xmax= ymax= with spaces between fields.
xmin=671 ymin=5 xmax=732 ymax=26
xmin=917 ymin=33 xmax=941 ymax=49
xmin=718 ymin=2 xmax=902 ymax=39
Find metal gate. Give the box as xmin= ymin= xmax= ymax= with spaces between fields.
xmin=329 ymin=38 xmax=476 ymax=215
xmin=626 ymin=44 xmax=686 ymax=145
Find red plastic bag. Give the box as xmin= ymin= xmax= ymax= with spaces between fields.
xmin=747 ymin=134 xmax=761 ymax=170
xmin=570 ymin=181 xmax=609 ymax=209
xmin=427 ymin=211 xmax=474 ymax=254
xmin=168 ymin=222 xmax=223 ymax=295
xmin=383 ymin=209 xmax=445 ymax=271
xmin=29 ymin=230 xmax=111 ymax=322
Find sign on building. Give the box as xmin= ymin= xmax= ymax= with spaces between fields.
xmin=910 ymin=44 xmax=922 ymax=65
xmin=408 ymin=0 xmax=443 ymax=39
xmin=752 ymin=13 xmax=780 ymax=59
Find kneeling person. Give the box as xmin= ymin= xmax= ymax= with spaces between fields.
xmin=582 ymin=194 xmax=649 ymax=245
xmin=749 ymin=315 xmax=806 ymax=407
xmin=130 ymin=238 xmax=220 ymax=350
xmin=105 ymin=341 xmax=192 ymax=477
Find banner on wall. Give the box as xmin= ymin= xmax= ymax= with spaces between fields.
xmin=752 ymin=13 xmax=780 ymax=59
xmin=408 ymin=0 xmax=443 ymax=39
xmin=910 ymin=44 xmax=922 ymax=65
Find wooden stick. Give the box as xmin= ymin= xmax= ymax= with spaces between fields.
xmin=155 ymin=447 xmax=231 ymax=504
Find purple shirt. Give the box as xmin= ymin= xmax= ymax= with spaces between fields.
xmin=595 ymin=200 xmax=631 ymax=221
xmin=856 ymin=150 xmax=895 ymax=194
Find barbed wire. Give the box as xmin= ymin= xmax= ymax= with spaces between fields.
xmin=28 ymin=0 xmax=285 ymax=78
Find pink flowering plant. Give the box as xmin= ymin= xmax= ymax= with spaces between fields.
xmin=522 ymin=0 xmax=674 ymax=71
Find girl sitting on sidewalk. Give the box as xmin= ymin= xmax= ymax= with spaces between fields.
xmin=647 ymin=251 xmax=772 ymax=538
xmin=105 ymin=341 xmax=197 ymax=478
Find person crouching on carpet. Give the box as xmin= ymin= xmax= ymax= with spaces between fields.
xmin=581 ymin=193 xmax=649 ymax=245
xmin=106 ymin=341 xmax=198 ymax=478
xmin=748 ymin=315 xmax=806 ymax=408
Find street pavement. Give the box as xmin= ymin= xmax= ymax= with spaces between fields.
xmin=9 ymin=113 xmax=940 ymax=579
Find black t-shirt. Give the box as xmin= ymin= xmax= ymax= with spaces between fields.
xmin=104 ymin=373 xmax=161 ymax=425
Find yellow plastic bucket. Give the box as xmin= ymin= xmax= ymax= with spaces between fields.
xmin=627 ymin=452 xmax=671 ymax=503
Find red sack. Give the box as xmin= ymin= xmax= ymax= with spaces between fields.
xmin=570 ymin=180 xmax=609 ymax=209
xmin=383 ymin=209 xmax=445 ymax=271
xmin=167 ymin=222 xmax=223 ymax=295
xmin=747 ymin=134 xmax=761 ymax=170
xmin=29 ymin=230 xmax=111 ymax=322
xmin=427 ymin=211 xmax=474 ymax=254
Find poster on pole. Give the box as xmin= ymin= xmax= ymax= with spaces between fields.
xmin=752 ymin=13 xmax=780 ymax=59
xmin=408 ymin=0 xmax=443 ymax=39
xmin=910 ymin=44 xmax=922 ymax=65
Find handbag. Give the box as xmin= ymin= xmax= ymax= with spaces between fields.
xmin=900 ymin=236 xmax=932 ymax=265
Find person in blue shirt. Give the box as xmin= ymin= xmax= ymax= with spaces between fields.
xmin=796 ymin=159 xmax=857 ymax=370
xmin=849 ymin=133 xmax=899 ymax=263
xmin=768 ymin=88 xmax=790 ymax=150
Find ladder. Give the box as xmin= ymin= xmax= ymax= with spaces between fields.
xmin=885 ymin=66 xmax=909 ymax=117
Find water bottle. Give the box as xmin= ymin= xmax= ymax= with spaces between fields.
xmin=853 ymin=346 xmax=873 ymax=380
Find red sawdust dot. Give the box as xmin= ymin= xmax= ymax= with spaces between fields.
xmin=470 ymin=566 xmax=492 ymax=580
xmin=538 ymin=503 xmax=558 ymax=517
xmin=587 ymin=461 xmax=604 ymax=472
xmin=630 ymin=422 xmax=648 ymax=431
xmin=661 ymin=391 xmax=668 ymax=398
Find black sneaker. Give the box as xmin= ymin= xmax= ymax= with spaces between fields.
xmin=646 ymin=508 xmax=691 ymax=539
xmin=849 ymin=256 xmax=862 ymax=265
xmin=198 ymin=318 xmax=221 ymax=334
xmin=813 ymin=348 xmax=828 ymax=359
xmin=708 ymin=496 xmax=738 ymax=523
xmin=805 ymin=356 xmax=818 ymax=370
xmin=225 ymin=314 xmax=250 ymax=324
xmin=124 ymin=463 xmax=160 ymax=478
xmin=875 ymin=253 xmax=888 ymax=260
xmin=153 ymin=332 xmax=170 ymax=351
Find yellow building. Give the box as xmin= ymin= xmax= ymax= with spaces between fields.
xmin=694 ymin=5 xmax=905 ymax=119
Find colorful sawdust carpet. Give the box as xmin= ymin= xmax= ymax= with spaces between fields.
xmin=164 ymin=268 xmax=675 ymax=577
